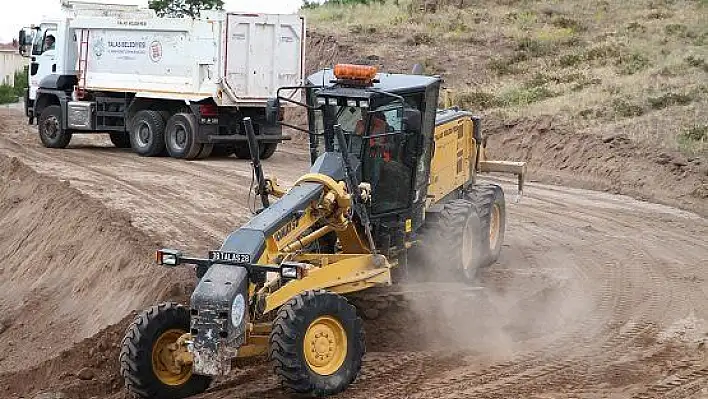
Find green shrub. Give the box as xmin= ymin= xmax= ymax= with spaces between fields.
xmin=406 ymin=32 xmax=433 ymax=46
xmin=559 ymin=53 xmax=582 ymax=67
xmin=616 ymin=52 xmax=650 ymax=75
xmin=524 ymin=72 xmax=551 ymax=88
xmin=680 ymin=125 xmax=708 ymax=142
xmin=0 ymin=84 xmax=18 ymax=104
xmin=685 ymin=55 xmax=708 ymax=72
xmin=488 ymin=57 xmax=524 ymax=75
xmin=305 ymin=0 xmax=383 ymax=7
xmin=612 ymin=98 xmax=644 ymax=117
xmin=647 ymin=92 xmax=693 ymax=109
xmin=586 ymin=43 xmax=623 ymax=62
xmin=626 ymin=22 xmax=647 ymax=33
xmin=499 ymin=85 xmax=556 ymax=106
xmin=455 ymin=91 xmax=499 ymax=110
xmin=515 ymin=37 xmax=554 ymax=57
xmin=647 ymin=9 xmax=673 ymax=19
xmin=551 ymin=16 xmax=585 ymax=32
xmin=664 ymin=23 xmax=696 ymax=38
xmin=13 ymin=67 xmax=28 ymax=97
xmin=677 ymin=124 xmax=707 ymax=153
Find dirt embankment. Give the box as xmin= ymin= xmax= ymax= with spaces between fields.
xmin=303 ymin=30 xmax=708 ymax=217
xmin=0 ymin=106 xmax=707 ymax=399
xmin=0 ymin=154 xmax=194 ymax=398
xmin=484 ymin=115 xmax=708 ymax=216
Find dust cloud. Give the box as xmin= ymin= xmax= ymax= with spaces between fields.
xmin=397 ymin=257 xmax=598 ymax=360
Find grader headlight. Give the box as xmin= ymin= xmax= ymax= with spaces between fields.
xmin=156 ymin=249 xmax=182 ymax=266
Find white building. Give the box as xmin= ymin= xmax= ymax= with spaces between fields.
xmin=0 ymin=44 xmax=27 ymax=86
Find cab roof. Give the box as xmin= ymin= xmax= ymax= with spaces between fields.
xmin=306 ymin=69 xmax=441 ymax=95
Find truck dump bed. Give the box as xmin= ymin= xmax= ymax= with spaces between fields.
xmin=224 ymin=14 xmax=304 ymax=103
xmin=82 ymin=12 xmax=305 ymax=105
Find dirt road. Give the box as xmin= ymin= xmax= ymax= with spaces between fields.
xmin=0 ymin=107 xmax=706 ymax=398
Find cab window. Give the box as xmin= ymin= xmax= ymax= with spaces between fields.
xmin=32 ymin=29 xmax=56 ymax=55
xmin=362 ymin=105 xmax=412 ymax=214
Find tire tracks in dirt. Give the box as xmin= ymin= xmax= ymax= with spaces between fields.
xmin=0 ymin=111 xmax=706 ymax=398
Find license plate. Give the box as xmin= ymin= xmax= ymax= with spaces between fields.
xmin=208 ymin=251 xmax=251 ymax=264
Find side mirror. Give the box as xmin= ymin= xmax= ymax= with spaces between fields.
xmin=403 ymin=109 xmax=422 ymax=134
xmin=265 ymin=97 xmax=281 ymax=125
xmin=18 ymin=30 xmax=25 ymax=46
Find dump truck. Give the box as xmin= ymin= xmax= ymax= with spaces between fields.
xmin=16 ymin=0 xmax=305 ymax=159
xmin=120 ymin=64 xmax=526 ymax=398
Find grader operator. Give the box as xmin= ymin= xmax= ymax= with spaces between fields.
xmin=119 ymin=64 xmax=526 ymax=398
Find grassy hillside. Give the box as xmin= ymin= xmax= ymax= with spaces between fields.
xmin=305 ymin=0 xmax=707 ymax=156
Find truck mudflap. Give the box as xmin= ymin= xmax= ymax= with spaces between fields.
xmin=190 ymin=263 xmax=249 ymax=376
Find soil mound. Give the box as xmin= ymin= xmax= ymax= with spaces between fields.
xmin=0 ymin=155 xmax=188 ymax=396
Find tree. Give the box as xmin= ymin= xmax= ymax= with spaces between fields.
xmin=149 ymin=0 xmax=224 ymax=18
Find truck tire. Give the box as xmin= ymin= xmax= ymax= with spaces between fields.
xmin=415 ymin=198 xmax=486 ymax=282
xmin=130 ymin=110 xmax=166 ymax=157
xmin=196 ymin=144 xmax=213 ymax=159
xmin=38 ymin=105 xmax=72 ymax=148
xmin=120 ymin=302 xmax=211 ymax=399
xmin=233 ymin=143 xmax=251 ymax=159
xmin=270 ymin=290 xmax=365 ymax=397
xmin=109 ymin=133 xmax=131 ymax=149
xmin=467 ymin=183 xmax=506 ymax=267
xmin=210 ymin=145 xmax=234 ymax=158
xmin=260 ymin=143 xmax=278 ymax=159
xmin=165 ymin=113 xmax=203 ymax=159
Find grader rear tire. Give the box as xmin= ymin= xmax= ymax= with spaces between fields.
xmin=414 ymin=198 xmax=486 ymax=282
xmin=120 ymin=302 xmax=211 ymax=399
xmin=467 ymin=183 xmax=506 ymax=267
xmin=269 ymin=290 xmax=365 ymax=397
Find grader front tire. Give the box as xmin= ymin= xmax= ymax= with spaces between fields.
xmin=119 ymin=302 xmax=211 ymax=399
xmin=269 ymin=290 xmax=365 ymax=397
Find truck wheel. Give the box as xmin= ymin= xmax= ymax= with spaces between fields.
xmin=233 ymin=143 xmax=251 ymax=159
xmin=165 ymin=113 xmax=203 ymax=159
xmin=38 ymin=105 xmax=72 ymax=148
xmin=120 ymin=302 xmax=212 ymax=399
xmin=416 ymin=198 xmax=486 ymax=282
xmin=196 ymin=144 xmax=213 ymax=159
xmin=109 ymin=133 xmax=131 ymax=149
xmin=210 ymin=145 xmax=234 ymax=158
xmin=260 ymin=143 xmax=278 ymax=159
xmin=130 ymin=110 xmax=166 ymax=157
xmin=270 ymin=290 xmax=365 ymax=397
xmin=467 ymin=184 xmax=506 ymax=267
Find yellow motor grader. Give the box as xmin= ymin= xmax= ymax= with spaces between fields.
xmin=119 ymin=64 xmax=526 ymax=398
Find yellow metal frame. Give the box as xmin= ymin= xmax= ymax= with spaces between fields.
xmin=223 ymin=109 xmax=526 ymax=361
xmin=427 ymin=110 xmax=526 ymax=205
xmin=263 ymin=254 xmax=391 ymax=313
xmin=428 ymin=114 xmax=477 ymax=204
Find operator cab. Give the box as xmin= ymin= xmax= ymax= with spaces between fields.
xmin=298 ymin=65 xmax=442 ymax=252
